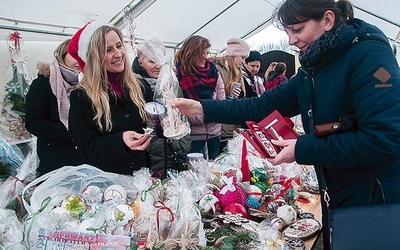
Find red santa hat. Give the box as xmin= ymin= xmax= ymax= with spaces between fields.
xmin=68 ymin=20 xmax=108 ymax=71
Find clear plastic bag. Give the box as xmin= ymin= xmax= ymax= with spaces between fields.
xmin=137 ymin=38 xmax=190 ymax=140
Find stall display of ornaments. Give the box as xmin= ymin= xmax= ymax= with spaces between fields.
xmin=0 ymin=132 xmax=320 ymax=250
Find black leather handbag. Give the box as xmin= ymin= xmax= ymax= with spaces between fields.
xmin=318 ymin=167 xmax=400 ymax=250
xmin=329 ymin=202 xmax=400 ymax=249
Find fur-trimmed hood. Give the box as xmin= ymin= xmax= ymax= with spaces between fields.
xmin=37 ymin=62 xmax=50 ymax=78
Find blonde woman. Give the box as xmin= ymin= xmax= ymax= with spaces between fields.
xmin=68 ymin=21 xmax=150 ymax=174
xmin=214 ymin=38 xmax=249 ymax=152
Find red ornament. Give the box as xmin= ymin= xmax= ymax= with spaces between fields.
xmin=223 ymin=203 xmax=248 ymax=218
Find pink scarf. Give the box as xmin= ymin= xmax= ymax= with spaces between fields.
xmin=49 ymin=61 xmax=79 ymax=130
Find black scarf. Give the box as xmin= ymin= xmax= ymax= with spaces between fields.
xmin=299 ymin=22 xmax=345 ymax=76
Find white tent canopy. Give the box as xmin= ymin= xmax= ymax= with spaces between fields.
xmin=0 ymin=0 xmax=399 ymax=100
xmin=1 ymin=0 xmax=399 ymax=51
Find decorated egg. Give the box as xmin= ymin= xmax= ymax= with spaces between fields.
xmin=269 ymin=216 xmax=285 ymax=231
xmin=246 ymin=196 xmax=261 ymax=209
xmin=199 ymin=194 xmax=220 ymax=214
xmin=267 ymin=201 xmax=279 ymax=213
xmin=248 ymin=185 xmax=263 ymax=202
xmin=222 ymin=203 xmax=248 ymax=218
xmin=61 ymin=195 xmax=86 ymax=218
xmin=82 ymin=185 xmax=103 ymax=205
xmin=254 ymin=181 xmax=268 ymax=193
xmin=104 ymin=185 xmax=127 ymax=204
xmin=250 ymin=168 xmax=267 ymax=184
xmin=275 ymin=197 xmax=287 ymax=207
xmin=111 ymin=204 xmax=135 ymax=227
xmin=277 ymin=205 xmax=297 ymax=225
xmin=131 ymin=200 xmax=142 ymax=219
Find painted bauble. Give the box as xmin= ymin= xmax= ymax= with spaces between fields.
xmin=269 ymin=216 xmax=285 ymax=231
xmin=275 ymin=197 xmax=286 ymax=207
xmin=82 ymin=185 xmax=103 ymax=204
xmin=254 ymin=181 xmax=268 ymax=193
xmin=111 ymin=204 xmax=135 ymax=227
xmin=248 ymin=185 xmax=263 ymax=201
xmin=198 ymin=194 xmax=220 ymax=214
xmin=222 ymin=203 xmax=248 ymax=218
xmin=246 ymin=196 xmax=261 ymax=209
xmin=267 ymin=201 xmax=279 ymax=213
xmin=104 ymin=185 xmax=127 ymax=204
xmin=276 ymin=205 xmax=297 ymax=225
xmin=61 ymin=195 xmax=86 ymax=218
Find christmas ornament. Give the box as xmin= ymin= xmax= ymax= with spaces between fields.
xmin=276 ymin=205 xmax=297 ymax=225
xmin=269 ymin=216 xmax=285 ymax=231
xmin=246 ymin=196 xmax=261 ymax=209
xmin=199 ymin=194 xmax=220 ymax=214
xmin=215 ymin=175 xmax=246 ymax=209
xmin=217 ymin=211 xmax=249 ymax=225
xmin=61 ymin=195 xmax=86 ymax=218
xmin=82 ymin=185 xmax=103 ymax=205
xmin=104 ymin=185 xmax=127 ymax=204
xmin=111 ymin=204 xmax=135 ymax=227
xmin=282 ymin=218 xmax=321 ymax=240
xmin=222 ymin=203 xmax=248 ymax=218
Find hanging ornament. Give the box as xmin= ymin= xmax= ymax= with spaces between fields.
xmin=7 ymin=30 xmax=23 ymax=52
xmin=123 ymin=6 xmax=137 ymax=50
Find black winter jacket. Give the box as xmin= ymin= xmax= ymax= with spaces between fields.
xmin=69 ymin=88 xmax=150 ymax=174
xmin=202 ymin=19 xmax=400 ymax=207
xmin=25 ymin=64 xmax=82 ymax=175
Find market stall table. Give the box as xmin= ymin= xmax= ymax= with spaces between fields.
xmin=295 ymin=196 xmax=322 ymax=250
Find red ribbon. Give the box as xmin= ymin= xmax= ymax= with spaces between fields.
xmin=9 ymin=31 xmax=22 ymax=50
xmin=11 ymin=177 xmax=24 ymax=218
xmin=264 ymin=177 xmax=298 ymax=206
xmin=153 ymin=201 xmax=174 ymax=234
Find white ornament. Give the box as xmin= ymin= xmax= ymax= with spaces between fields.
xmin=111 ymin=204 xmax=135 ymax=227
xmin=82 ymin=185 xmax=103 ymax=204
xmin=276 ymin=205 xmax=297 ymax=225
xmin=104 ymin=185 xmax=127 ymax=204
xmin=248 ymin=185 xmax=263 ymax=202
xmin=199 ymin=194 xmax=219 ymax=214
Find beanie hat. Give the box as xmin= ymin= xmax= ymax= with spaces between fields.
xmin=225 ymin=38 xmax=250 ymax=57
xmin=245 ymin=50 xmax=262 ymax=63
xmin=68 ymin=20 xmax=108 ymax=71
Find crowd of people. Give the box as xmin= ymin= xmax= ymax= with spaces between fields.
xmin=24 ymin=0 xmax=400 ymax=248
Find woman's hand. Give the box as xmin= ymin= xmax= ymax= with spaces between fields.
xmin=172 ymin=98 xmax=204 ymax=116
xmin=267 ymin=139 xmax=297 ymax=165
xmin=123 ymin=131 xmax=150 ymax=150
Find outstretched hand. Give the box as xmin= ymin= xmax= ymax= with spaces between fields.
xmin=267 ymin=139 xmax=297 ymax=165
xmin=172 ymin=98 xmax=204 ymax=116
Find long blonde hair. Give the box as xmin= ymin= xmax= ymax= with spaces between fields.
xmin=79 ymin=26 xmax=146 ymax=132
xmin=214 ymin=56 xmax=245 ymax=97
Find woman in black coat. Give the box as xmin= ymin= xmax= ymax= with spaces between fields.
xmin=25 ymin=39 xmax=83 ymax=175
xmin=67 ymin=22 xmax=150 ymax=174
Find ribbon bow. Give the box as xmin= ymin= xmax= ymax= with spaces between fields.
xmin=219 ymin=176 xmax=236 ymax=195
xmin=153 ymin=201 xmax=174 ymax=234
